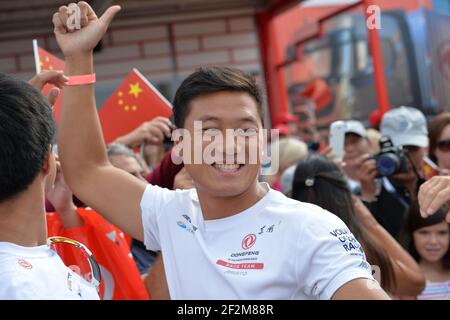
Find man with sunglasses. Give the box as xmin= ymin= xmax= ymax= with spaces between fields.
xmin=362 ymin=106 xmax=429 ymax=239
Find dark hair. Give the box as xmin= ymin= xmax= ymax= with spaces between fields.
xmin=0 ymin=73 xmax=55 ymax=202
xmin=172 ymin=66 xmax=264 ymax=128
xmin=400 ymin=200 xmax=450 ymax=270
xmin=291 ymin=155 xmax=395 ymax=290
xmin=428 ymin=112 xmax=450 ymax=163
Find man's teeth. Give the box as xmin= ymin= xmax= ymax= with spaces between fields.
xmin=214 ymin=164 xmax=240 ymax=171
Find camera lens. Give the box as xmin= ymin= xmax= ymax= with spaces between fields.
xmin=377 ymin=153 xmax=400 ymax=176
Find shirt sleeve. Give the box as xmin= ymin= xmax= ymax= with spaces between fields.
xmin=140 ymin=184 xmax=177 ymax=251
xmin=296 ymin=206 xmax=375 ymax=300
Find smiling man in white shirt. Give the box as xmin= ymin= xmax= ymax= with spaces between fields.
xmin=53 ymin=1 xmax=389 ymax=300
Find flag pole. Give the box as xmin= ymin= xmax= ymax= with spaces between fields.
xmin=32 ymin=39 xmax=41 ymax=74
xmin=132 ymin=68 xmax=173 ymax=109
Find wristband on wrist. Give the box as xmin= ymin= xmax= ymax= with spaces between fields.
xmin=66 ymin=73 xmax=96 ymax=86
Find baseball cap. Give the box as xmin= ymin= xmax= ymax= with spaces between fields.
xmin=344 ymin=120 xmax=367 ymax=138
xmin=380 ymin=106 xmax=428 ymax=148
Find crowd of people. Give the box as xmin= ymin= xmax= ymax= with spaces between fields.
xmin=0 ymin=2 xmax=449 ymax=300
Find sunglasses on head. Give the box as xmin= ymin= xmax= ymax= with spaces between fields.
xmin=437 ymin=139 xmax=450 ymax=152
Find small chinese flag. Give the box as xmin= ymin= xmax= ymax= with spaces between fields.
xmin=99 ymin=68 xmax=173 ymax=143
xmin=422 ymin=156 xmax=440 ymax=180
xmin=33 ymin=39 xmax=65 ymax=123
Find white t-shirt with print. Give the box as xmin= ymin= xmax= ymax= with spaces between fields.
xmin=0 ymin=242 xmax=99 ymax=300
xmin=141 ymin=183 xmax=375 ymax=300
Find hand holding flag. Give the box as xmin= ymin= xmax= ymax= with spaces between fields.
xmin=33 ymin=41 xmax=67 ymax=121
xmin=28 ymin=70 xmax=68 ymax=106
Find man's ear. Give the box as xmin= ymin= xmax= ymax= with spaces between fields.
xmin=42 ymin=146 xmax=55 ymax=175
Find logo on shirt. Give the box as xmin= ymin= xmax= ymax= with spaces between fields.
xmin=106 ymin=230 xmax=121 ymax=246
xmin=216 ymin=259 xmax=264 ymax=270
xmin=17 ymin=259 xmax=32 ymax=270
xmin=242 ymin=234 xmax=257 ymax=250
xmin=329 ymin=228 xmax=363 ymax=254
xmin=176 ymin=215 xmax=198 ymax=234
xmin=258 ymin=223 xmax=277 ymax=235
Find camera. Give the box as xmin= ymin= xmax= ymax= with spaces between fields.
xmin=163 ymin=120 xmax=176 ymax=151
xmin=163 ymin=135 xmax=174 ymax=151
xmin=373 ymin=136 xmax=409 ymax=177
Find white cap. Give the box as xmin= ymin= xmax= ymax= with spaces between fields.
xmin=344 ymin=120 xmax=367 ymax=138
xmin=380 ymin=106 xmax=428 ymax=148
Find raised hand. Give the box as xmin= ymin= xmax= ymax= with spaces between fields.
xmin=46 ymin=158 xmax=83 ymax=228
xmin=52 ymin=1 xmax=120 ymax=58
xmin=114 ymin=117 xmax=174 ymax=147
xmin=28 ymin=70 xmax=68 ymax=105
xmin=418 ymin=175 xmax=450 ymax=222
xmin=46 ymin=159 xmax=74 ymax=213
xmin=319 ymin=145 xmax=346 ymax=170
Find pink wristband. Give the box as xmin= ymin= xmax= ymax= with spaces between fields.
xmin=66 ymin=73 xmax=96 ymax=86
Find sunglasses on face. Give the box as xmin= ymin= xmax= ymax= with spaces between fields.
xmin=437 ymin=139 xmax=450 ymax=152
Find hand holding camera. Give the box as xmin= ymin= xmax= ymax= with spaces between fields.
xmin=371 ymin=137 xmax=409 ymax=177
xmin=113 ymin=116 xmax=174 ymax=148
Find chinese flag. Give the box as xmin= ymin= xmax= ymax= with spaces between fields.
xmin=422 ymin=156 xmax=440 ymax=180
xmin=99 ymin=68 xmax=173 ymax=143
xmin=33 ymin=39 xmax=65 ymax=123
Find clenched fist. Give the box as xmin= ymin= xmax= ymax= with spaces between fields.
xmin=53 ymin=1 xmax=120 ymax=58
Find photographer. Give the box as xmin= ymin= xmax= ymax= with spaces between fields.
xmin=361 ymin=107 xmax=428 ymax=239
xmin=341 ymin=120 xmax=375 ymax=194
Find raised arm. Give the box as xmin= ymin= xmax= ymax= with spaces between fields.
xmin=53 ymin=2 xmax=146 ymax=240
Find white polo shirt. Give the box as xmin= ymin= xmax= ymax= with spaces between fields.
xmin=0 ymin=242 xmax=99 ymax=300
xmin=141 ymin=183 xmax=374 ymax=300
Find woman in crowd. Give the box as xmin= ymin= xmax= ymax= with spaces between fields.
xmin=428 ymin=112 xmax=450 ymax=173
xmin=290 ymin=155 xmax=425 ymax=297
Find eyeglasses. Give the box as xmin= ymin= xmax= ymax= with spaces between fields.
xmin=47 ymin=236 xmax=101 ymax=289
xmin=437 ymin=139 xmax=450 ymax=152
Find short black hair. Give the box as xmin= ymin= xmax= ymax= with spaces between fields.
xmin=172 ymin=66 xmax=264 ymax=128
xmin=0 ymin=73 xmax=55 ymax=202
